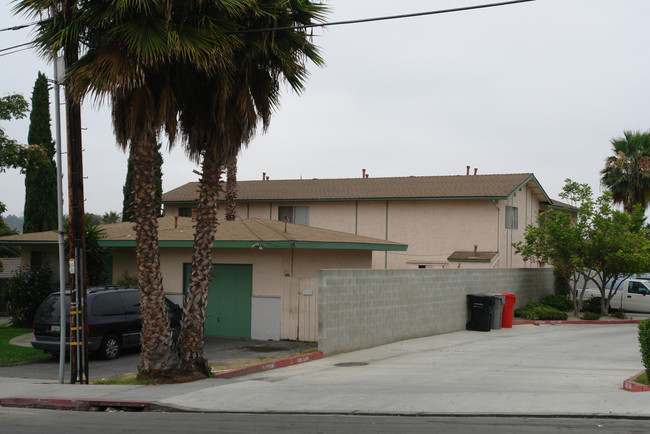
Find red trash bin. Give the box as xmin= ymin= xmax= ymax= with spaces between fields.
xmin=499 ymin=292 xmax=516 ymax=328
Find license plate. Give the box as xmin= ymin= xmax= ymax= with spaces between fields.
xmin=51 ymin=325 xmax=61 ymax=333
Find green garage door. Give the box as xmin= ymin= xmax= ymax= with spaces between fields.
xmin=183 ymin=263 xmax=253 ymax=338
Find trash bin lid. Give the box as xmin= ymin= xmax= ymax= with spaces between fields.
xmin=499 ymin=292 xmax=516 ymax=302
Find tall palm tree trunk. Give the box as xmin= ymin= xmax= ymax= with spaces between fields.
xmin=177 ymin=151 xmax=222 ymax=377
xmin=132 ymin=135 xmax=176 ymax=377
xmin=225 ymin=155 xmax=237 ymax=221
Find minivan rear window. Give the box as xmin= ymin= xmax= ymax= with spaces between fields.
xmin=34 ymin=293 xmax=71 ymax=320
xmin=91 ymin=293 xmax=125 ymax=316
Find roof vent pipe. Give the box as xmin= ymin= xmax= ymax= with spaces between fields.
xmin=362 ymin=169 xmax=366 ymax=178
xmin=474 ymin=168 xmax=478 ymax=175
xmin=466 ymin=166 xmax=470 ymax=176
xmin=262 ymin=172 xmax=266 ymax=181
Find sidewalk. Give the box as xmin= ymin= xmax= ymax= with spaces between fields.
xmin=1 ymin=322 xmax=648 ymax=416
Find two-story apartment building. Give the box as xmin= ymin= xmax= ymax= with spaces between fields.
xmin=163 ymin=171 xmax=566 ymax=270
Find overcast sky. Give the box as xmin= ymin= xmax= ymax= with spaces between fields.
xmin=2 ymin=0 xmax=650 ymax=219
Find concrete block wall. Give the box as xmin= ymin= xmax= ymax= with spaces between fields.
xmin=318 ymin=268 xmax=554 ymax=356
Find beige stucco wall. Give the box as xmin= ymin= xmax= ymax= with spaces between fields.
xmin=111 ymin=246 xmax=371 ymax=299
xmin=162 ymin=179 xmax=547 ymax=271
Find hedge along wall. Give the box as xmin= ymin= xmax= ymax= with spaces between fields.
xmin=318 ymin=268 xmax=554 ymax=356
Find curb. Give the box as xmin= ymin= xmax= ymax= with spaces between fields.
xmin=0 ymin=351 xmax=324 ymax=412
xmin=623 ymin=371 xmax=650 ymax=392
xmin=0 ymin=397 xmax=152 ymax=411
xmin=212 ymin=351 xmax=324 ymax=379
xmin=514 ymin=319 xmax=645 ymax=326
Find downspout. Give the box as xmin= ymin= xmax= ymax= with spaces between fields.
xmin=492 ymin=199 xmax=500 ymax=268
xmin=385 ymin=201 xmax=389 ymax=269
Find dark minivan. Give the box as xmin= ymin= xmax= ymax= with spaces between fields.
xmin=32 ymin=286 xmax=182 ymax=360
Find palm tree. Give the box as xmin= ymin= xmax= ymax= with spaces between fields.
xmin=174 ymin=0 xmax=327 ymax=376
xmin=15 ymin=0 xmax=250 ymax=378
xmin=601 ymin=131 xmax=650 ymax=214
xmin=225 ymin=156 xmax=238 ymax=221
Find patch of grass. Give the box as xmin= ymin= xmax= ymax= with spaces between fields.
xmin=0 ymin=325 xmax=51 ymax=366
xmin=635 ymin=371 xmax=649 ymax=386
xmin=91 ymin=374 xmax=155 ymax=386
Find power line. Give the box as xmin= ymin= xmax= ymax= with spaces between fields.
xmin=0 ymin=0 xmax=535 ymax=54
xmin=0 ymin=42 xmax=31 ymax=53
xmin=0 ymin=46 xmax=32 ymax=57
xmin=229 ymin=0 xmax=537 ymax=34
xmin=0 ymin=21 xmax=39 ymax=32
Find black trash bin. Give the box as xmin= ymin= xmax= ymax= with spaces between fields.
xmin=466 ymin=293 xmax=494 ymax=332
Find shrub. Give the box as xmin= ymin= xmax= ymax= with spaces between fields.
xmin=116 ymin=271 xmax=138 ymax=287
xmin=4 ymin=266 xmax=53 ymax=327
xmin=582 ymin=312 xmax=601 ymax=320
xmin=638 ymin=319 xmax=650 ymax=379
xmin=514 ymin=302 xmax=568 ymax=320
xmin=542 ymin=294 xmax=573 ymax=311
xmin=581 ymin=296 xmax=602 ymax=314
xmin=612 ymin=309 xmax=627 ymax=319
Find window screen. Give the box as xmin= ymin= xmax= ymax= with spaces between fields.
xmin=506 ymin=206 xmax=518 ymax=229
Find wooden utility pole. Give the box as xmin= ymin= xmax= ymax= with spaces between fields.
xmin=64 ymin=17 xmax=89 ymax=385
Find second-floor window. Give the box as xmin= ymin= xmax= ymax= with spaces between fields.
xmin=278 ymin=206 xmax=310 ymax=226
xmin=506 ymin=206 xmax=518 ymax=229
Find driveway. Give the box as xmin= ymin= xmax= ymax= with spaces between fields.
xmin=1 ymin=336 xmax=316 ymax=381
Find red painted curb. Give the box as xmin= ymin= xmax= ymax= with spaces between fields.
xmin=0 ymin=397 xmax=151 ymax=410
xmin=514 ymin=319 xmax=645 ymax=326
xmin=623 ymin=371 xmax=650 ymax=392
xmin=212 ymin=351 xmax=324 ymax=379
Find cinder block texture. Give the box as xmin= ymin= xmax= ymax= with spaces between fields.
xmin=318 ymin=268 xmax=554 ymax=355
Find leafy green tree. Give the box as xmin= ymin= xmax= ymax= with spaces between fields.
xmin=23 ymin=72 xmax=57 ymax=233
xmin=0 ymin=93 xmax=29 ymax=215
xmin=514 ymin=180 xmax=592 ymax=315
xmin=601 ymin=130 xmax=650 ymax=213
xmin=5 ymin=265 xmax=53 ymax=327
xmin=514 ymin=179 xmax=650 ymax=315
xmin=586 ymin=199 xmax=650 ymax=313
xmin=0 ymin=203 xmax=20 ymax=272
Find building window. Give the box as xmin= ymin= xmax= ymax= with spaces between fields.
xmin=506 ymin=206 xmax=518 ymax=229
xmin=178 ymin=207 xmax=194 ymax=217
xmin=30 ymin=251 xmax=44 ymax=268
xmin=278 ymin=206 xmax=310 ymax=226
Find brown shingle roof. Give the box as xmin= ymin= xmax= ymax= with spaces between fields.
xmin=163 ymin=173 xmax=547 ymax=203
xmin=0 ymin=217 xmax=406 ymax=251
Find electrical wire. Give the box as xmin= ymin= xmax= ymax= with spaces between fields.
xmin=0 ymin=21 xmax=39 ymax=32
xmin=0 ymin=46 xmax=32 ymax=57
xmin=228 ymin=0 xmax=536 ymax=34
xmin=0 ymin=0 xmax=536 ymax=55
xmin=0 ymin=42 xmax=31 ymax=53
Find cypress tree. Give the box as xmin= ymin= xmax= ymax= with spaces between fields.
xmin=23 ymin=72 xmax=57 ymax=233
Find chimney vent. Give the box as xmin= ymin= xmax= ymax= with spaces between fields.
xmin=466 ymin=166 xmax=470 ymax=176
xmin=362 ymin=169 xmax=366 ymax=178
xmin=262 ymin=172 xmax=266 ymax=181
xmin=474 ymin=168 xmax=478 ymax=175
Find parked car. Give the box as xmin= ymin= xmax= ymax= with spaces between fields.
xmin=582 ymin=277 xmax=650 ymax=313
xmin=32 ymin=286 xmax=182 ymax=360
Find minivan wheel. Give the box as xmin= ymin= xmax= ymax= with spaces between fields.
xmin=100 ymin=335 xmax=122 ymax=360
